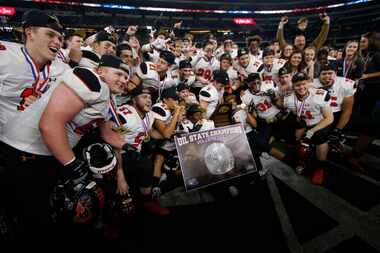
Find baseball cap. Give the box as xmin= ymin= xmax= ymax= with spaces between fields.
xmin=186 ymin=104 xmax=204 ymax=116
xmin=237 ymin=48 xmax=249 ymax=57
xmin=177 ymin=82 xmax=189 ymax=92
xmin=129 ymin=85 xmax=151 ymax=98
xmin=98 ymin=55 xmax=129 ymax=74
xmin=22 ymin=10 xmax=64 ymax=35
xmin=292 ymin=72 xmax=308 ymax=84
xmin=262 ymin=47 xmax=275 ymax=58
xmin=278 ymin=66 xmax=292 ymax=76
xmin=213 ymin=70 xmax=229 ymax=85
xmin=179 ymin=59 xmax=192 ymax=69
xmin=246 ymin=73 xmax=261 ymax=83
xmin=161 ymin=86 xmax=179 ymax=100
xmin=160 ymin=50 xmax=176 ymax=65
xmin=95 ymin=31 xmax=116 ymax=44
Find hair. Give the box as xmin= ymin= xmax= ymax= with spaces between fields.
xmin=22 ymin=26 xmax=38 ymax=44
xmin=285 ymin=49 xmax=307 ymax=72
xmin=342 ymin=40 xmax=362 ymax=70
xmin=303 ymin=46 xmax=316 ymax=60
xmin=280 ymin=43 xmax=293 ymax=60
xmin=116 ymin=43 xmax=132 ymax=57
xmin=362 ymin=32 xmax=380 ymax=53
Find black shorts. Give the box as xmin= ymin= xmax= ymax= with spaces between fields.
xmin=307 ymin=126 xmax=330 ymax=145
xmin=0 ymin=141 xmax=61 ymax=242
xmin=358 ymin=84 xmax=380 ymax=135
xmin=122 ymin=152 xmax=153 ymax=188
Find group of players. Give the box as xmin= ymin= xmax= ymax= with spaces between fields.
xmin=1 ymin=9 xmax=379 ymax=245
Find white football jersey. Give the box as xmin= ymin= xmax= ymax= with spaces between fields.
xmin=57 ymin=48 xmax=69 ymax=64
xmin=226 ymin=67 xmax=239 ymax=82
xmin=193 ymin=56 xmax=220 ymax=88
xmin=312 ymin=76 xmax=356 ymax=113
xmin=0 ymin=40 xmax=69 ymax=138
xmin=117 ymin=104 xmax=155 ymax=151
xmin=151 ymin=102 xmax=177 ymax=151
xmin=261 ymin=58 xmax=286 ymax=86
xmin=236 ymin=58 xmax=263 ymax=77
xmin=284 ymin=89 xmax=330 ymax=126
xmin=260 ymin=80 xmax=278 ymax=93
xmin=249 ymin=50 xmax=263 ymax=62
xmin=2 ymin=67 xmax=110 ymax=155
xmin=136 ymin=62 xmax=177 ymax=94
xmin=232 ymin=109 xmax=253 ymax=133
xmin=241 ymin=89 xmax=280 ymax=120
xmin=199 ymin=85 xmax=223 ymax=118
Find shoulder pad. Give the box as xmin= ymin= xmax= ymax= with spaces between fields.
xmin=117 ymin=112 xmax=127 ymax=124
xmin=152 ymin=106 xmax=167 ymax=117
xmin=81 ymin=50 xmax=100 ymax=63
xmin=324 ymin=92 xmax=330 ymax=102
xmin=200 ymin=90 xmax=211 ymax=98
xmin=140 ymin=62 xmax=148 ymax=75
xmin=257 ymin=64 xmax=264 ymax=72
xmin=73 ymin=68 xmax=101 ymax=92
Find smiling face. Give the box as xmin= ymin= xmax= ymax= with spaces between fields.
xmin=304 ymin=48 xmax=315 ymax=62
xmin=293 ymin=80 xmax=308 ymax=97
xmin=360 ymin=36 xmax=368 ymax=51
xmin=94 ymin=40 xmax=116 ymax=56
xmin=67 ymin=35 xmax=83 ymax=50
xmin=294 ymin=35 xmax=306 ymax=50
xmin=25 ymin=27 xmax=63 ymax=64
xmin=134 ymin=93 xmax=152 ymax=113
xmin=238 ymin=54 xmax=250 ymax=68
xmin=156 ymin=58 xmax=170 ymax=73
xmin=319 ymin=70 xmax=335 ymax=86
xmin=345 ymin=41 xmax=358 ymax=57
xmin=98 ymin=67 xmax=128 ymax=94
xmin=283 ymin=45 xmax=293 ymax=58
xmin=290 ymin=52 xmax=303 ymax=68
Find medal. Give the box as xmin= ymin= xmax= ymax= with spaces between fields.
xmin=294 ymin=95 xmax=306 ymax=122
xmin=109 ymin=96 xmax=126 ymax=134
xmin=112 ymin=125 xmax=128 ymax=134
xmin=21 ymin=47 xmax=52 ymax=94
xmin=142 ymin=113 xmax=151 ymax=142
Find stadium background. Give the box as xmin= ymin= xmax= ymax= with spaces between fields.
xmin=1 ymin=1 xmax=380 ymax=252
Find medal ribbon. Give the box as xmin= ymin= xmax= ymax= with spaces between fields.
xmin=294 ymin=95 xmax=306 ymax=120
xmin=343 ymin=59 xmax=352 ymax=78
xmin=108 ymin=98 xmax=122 ymax=127
xmin=21 ymin=47 xmax=51 ymax=94
xmin=142 ymin=113 xmax=150 ymax=138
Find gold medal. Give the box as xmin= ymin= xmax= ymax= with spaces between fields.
xmin=143 ymin=135 xmax=151 ymax=142
xmin=112 ymin=125 xmax=128 ymax=134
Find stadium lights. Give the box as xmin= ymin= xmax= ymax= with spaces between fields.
xmin=27 ymin=0 xmax=374 ymax=15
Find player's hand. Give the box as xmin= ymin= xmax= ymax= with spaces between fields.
xmin=127 ymin=25 xmax=138 ymax=35
xmin=280 ymin=16 xmax=289 ymax=25
xmin=305 ymin=130 xmax=314 ymax=140
xmin=174 ymin=21 xmax=183 ymax=29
